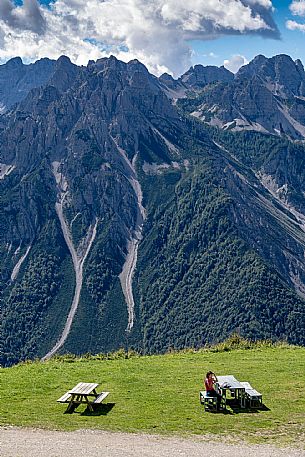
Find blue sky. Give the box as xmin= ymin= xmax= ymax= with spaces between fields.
xmin=14 ymin=0 xmax=52 ymax=4
xmin=191 ymin=1 xmax=305 ymax=68
xmin=7 ymin=1 xmax=305 ymax=76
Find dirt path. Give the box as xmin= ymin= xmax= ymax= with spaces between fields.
xmin=1 ymin=427 xmax=304 ymax=457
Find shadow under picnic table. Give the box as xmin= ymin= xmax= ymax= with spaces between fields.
xmin=207 ymin=408 xmax=234 ymax=415
xmin=81 ymin=402 xmax=116 ymax=416
xmin=226 ymin=398 xmax=270 ymax=414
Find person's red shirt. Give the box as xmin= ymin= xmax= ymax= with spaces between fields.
xmin=205 ymin=377 xmax=214 ymax=392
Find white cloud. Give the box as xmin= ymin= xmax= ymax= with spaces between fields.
xmin=0 ymin=0 xmax=45 ymax=34
xmin=286 ymin=1 xmax=305 ymax=33
xmin=0 ymin=0 xmax=279 ymax=77
xmin=286 ymin=19 xmax=305 ymax=31
xmin=224 ymin=54 xmax=249 ymax=73
xmin=290 ymin=1 xmax=305 ymax=17
xmin=160 ymin=0 xmax=269 ymax=33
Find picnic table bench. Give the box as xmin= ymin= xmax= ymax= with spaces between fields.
xmin=199 ymin=390 xmax=226 ymax=412
xmin=57 ymin=382 xmax=109 ymax=412
xmin=240 ymin=382 xmax=263 ymax=408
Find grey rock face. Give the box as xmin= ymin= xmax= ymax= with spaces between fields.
xmin=0 ymin=57 xmax=57 ymax=110
xmin=236 ymin=54 xmax=305 ymax=97
xmin=1 ymin=54 xmax=178 ymax=256
xmin=0 ymin=54 xmax=304 ymax=366
xmin=176 ymin=54 xmax=305 ymax=139
xmin=180 ymin=64 xmax=234 ymax=89
xmin=0 ymin=54 xmax=182 ymax=365
xmin=159 ymin=64 xmax=233 ymax=98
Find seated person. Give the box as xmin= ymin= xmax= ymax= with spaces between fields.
xmin=204 ymin=371 xmax=223 ymax=410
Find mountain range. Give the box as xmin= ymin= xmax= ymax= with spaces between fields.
xmin=175 ymin=54 xmax=305 ymax=139
xmin=0 ymin=53 xmax=305 ymax=367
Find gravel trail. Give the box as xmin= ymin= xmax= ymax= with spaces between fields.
xmin=1 ymin=427 xmax=304 ymax=457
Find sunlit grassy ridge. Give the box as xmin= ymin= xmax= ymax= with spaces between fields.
xmin=0 ymin=339 xmax=304 ymax=448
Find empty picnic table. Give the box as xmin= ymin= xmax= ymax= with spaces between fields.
xmin=217 ymin=375 xmax=246 ymax=408
xmin=57 ymin=382 xmax=109 ymax=412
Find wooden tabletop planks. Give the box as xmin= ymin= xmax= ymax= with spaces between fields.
xmin=57 ymin=382 xmax=110 ymax=412
xmin=68 ymin=382 xmax=99 ymax=395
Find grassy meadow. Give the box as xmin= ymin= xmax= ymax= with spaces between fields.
xmin=0 ymin=341 xmax=305 ymax=448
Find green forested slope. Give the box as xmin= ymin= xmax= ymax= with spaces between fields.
xmin=135 ymin=152 xmax=305 ymax=353
xmin=0 ymin=165 xmax=75 ymax=366
xmin=1 ymin=57 xmax=305 ymax=366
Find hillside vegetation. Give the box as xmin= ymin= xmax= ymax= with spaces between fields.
xmin=0 ymin=341 xmax=304 ymax=448
xmin=1 ymin=55 xmax=305 ymax=364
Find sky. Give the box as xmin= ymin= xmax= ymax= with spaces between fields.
xmin=2 ymin=0 xmax=305 ymax=76
xmin=191 ymin=0 xmax=305 ymax=72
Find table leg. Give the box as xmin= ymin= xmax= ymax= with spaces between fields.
xmin=84 ymin=395 xmax=94 ymax=412
xmin=67 ymin=394 xmax=76 ymax=413
xmin=220 ymin=388 xmax=226 ymax=409
xmin=239 ymin=389 xmax=246 ymax=408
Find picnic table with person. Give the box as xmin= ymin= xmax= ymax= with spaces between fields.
xmin=200 ymin=373 xmax=263 ymax=412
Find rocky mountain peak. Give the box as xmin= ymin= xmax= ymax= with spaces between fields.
xmin=5 ymin=57 xmax=23 ymax=68
xmin=236 ymin=54 xmax=305 ymax=96
xmin=48 ymin=55 xmax=80 ymax=93
xmin=180 ymin=64 xmax=233 ymax=89
xmin=55 ymin=55 xmax=73 ymax=68
xmin=93 ymin=55 xmax=127 ymax=73
xmin=127 ymin=59 xmax=149 ymax=75
xmin=159 ymin=63 xmax=234 ymax=98
xmin=179 ymin=53 xmax=305 ymax=139
xmin=0 ymin=57 xmax=57 ymax=110
xmin=159 ymin=73 xmax=174 ymax=83
xmin=236 ymin=54 xmax=267 ymax=77
xmin=86 ymin=56 xmax=160 ymax=94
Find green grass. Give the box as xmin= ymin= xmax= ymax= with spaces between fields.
xmin=0 ymin=345 xmax=305 ymax=448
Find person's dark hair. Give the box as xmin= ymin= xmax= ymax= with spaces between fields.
xmin=206 ymin=371 xmax=213 ymax=378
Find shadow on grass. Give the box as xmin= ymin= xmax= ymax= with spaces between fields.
xmin=227 ymin=399 xmax=270 ymax=414
xmin=64 ymin=404 xmax=77 ymax=414
xmin=205 ymin=408 xmax=234 ymax=415
xmin=204 ymin=402 xmax=270 ymax=414
xmin=81 ymin=403 xmax=116 ymax=416
xmin=64 ymin=403 xmax=116 ymax=416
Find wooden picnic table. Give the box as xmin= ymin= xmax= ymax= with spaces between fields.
xmin=217 ymin=375 xmax=246 ymax=408
xmin=57 ymin=382 xmax=109 ymax=412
